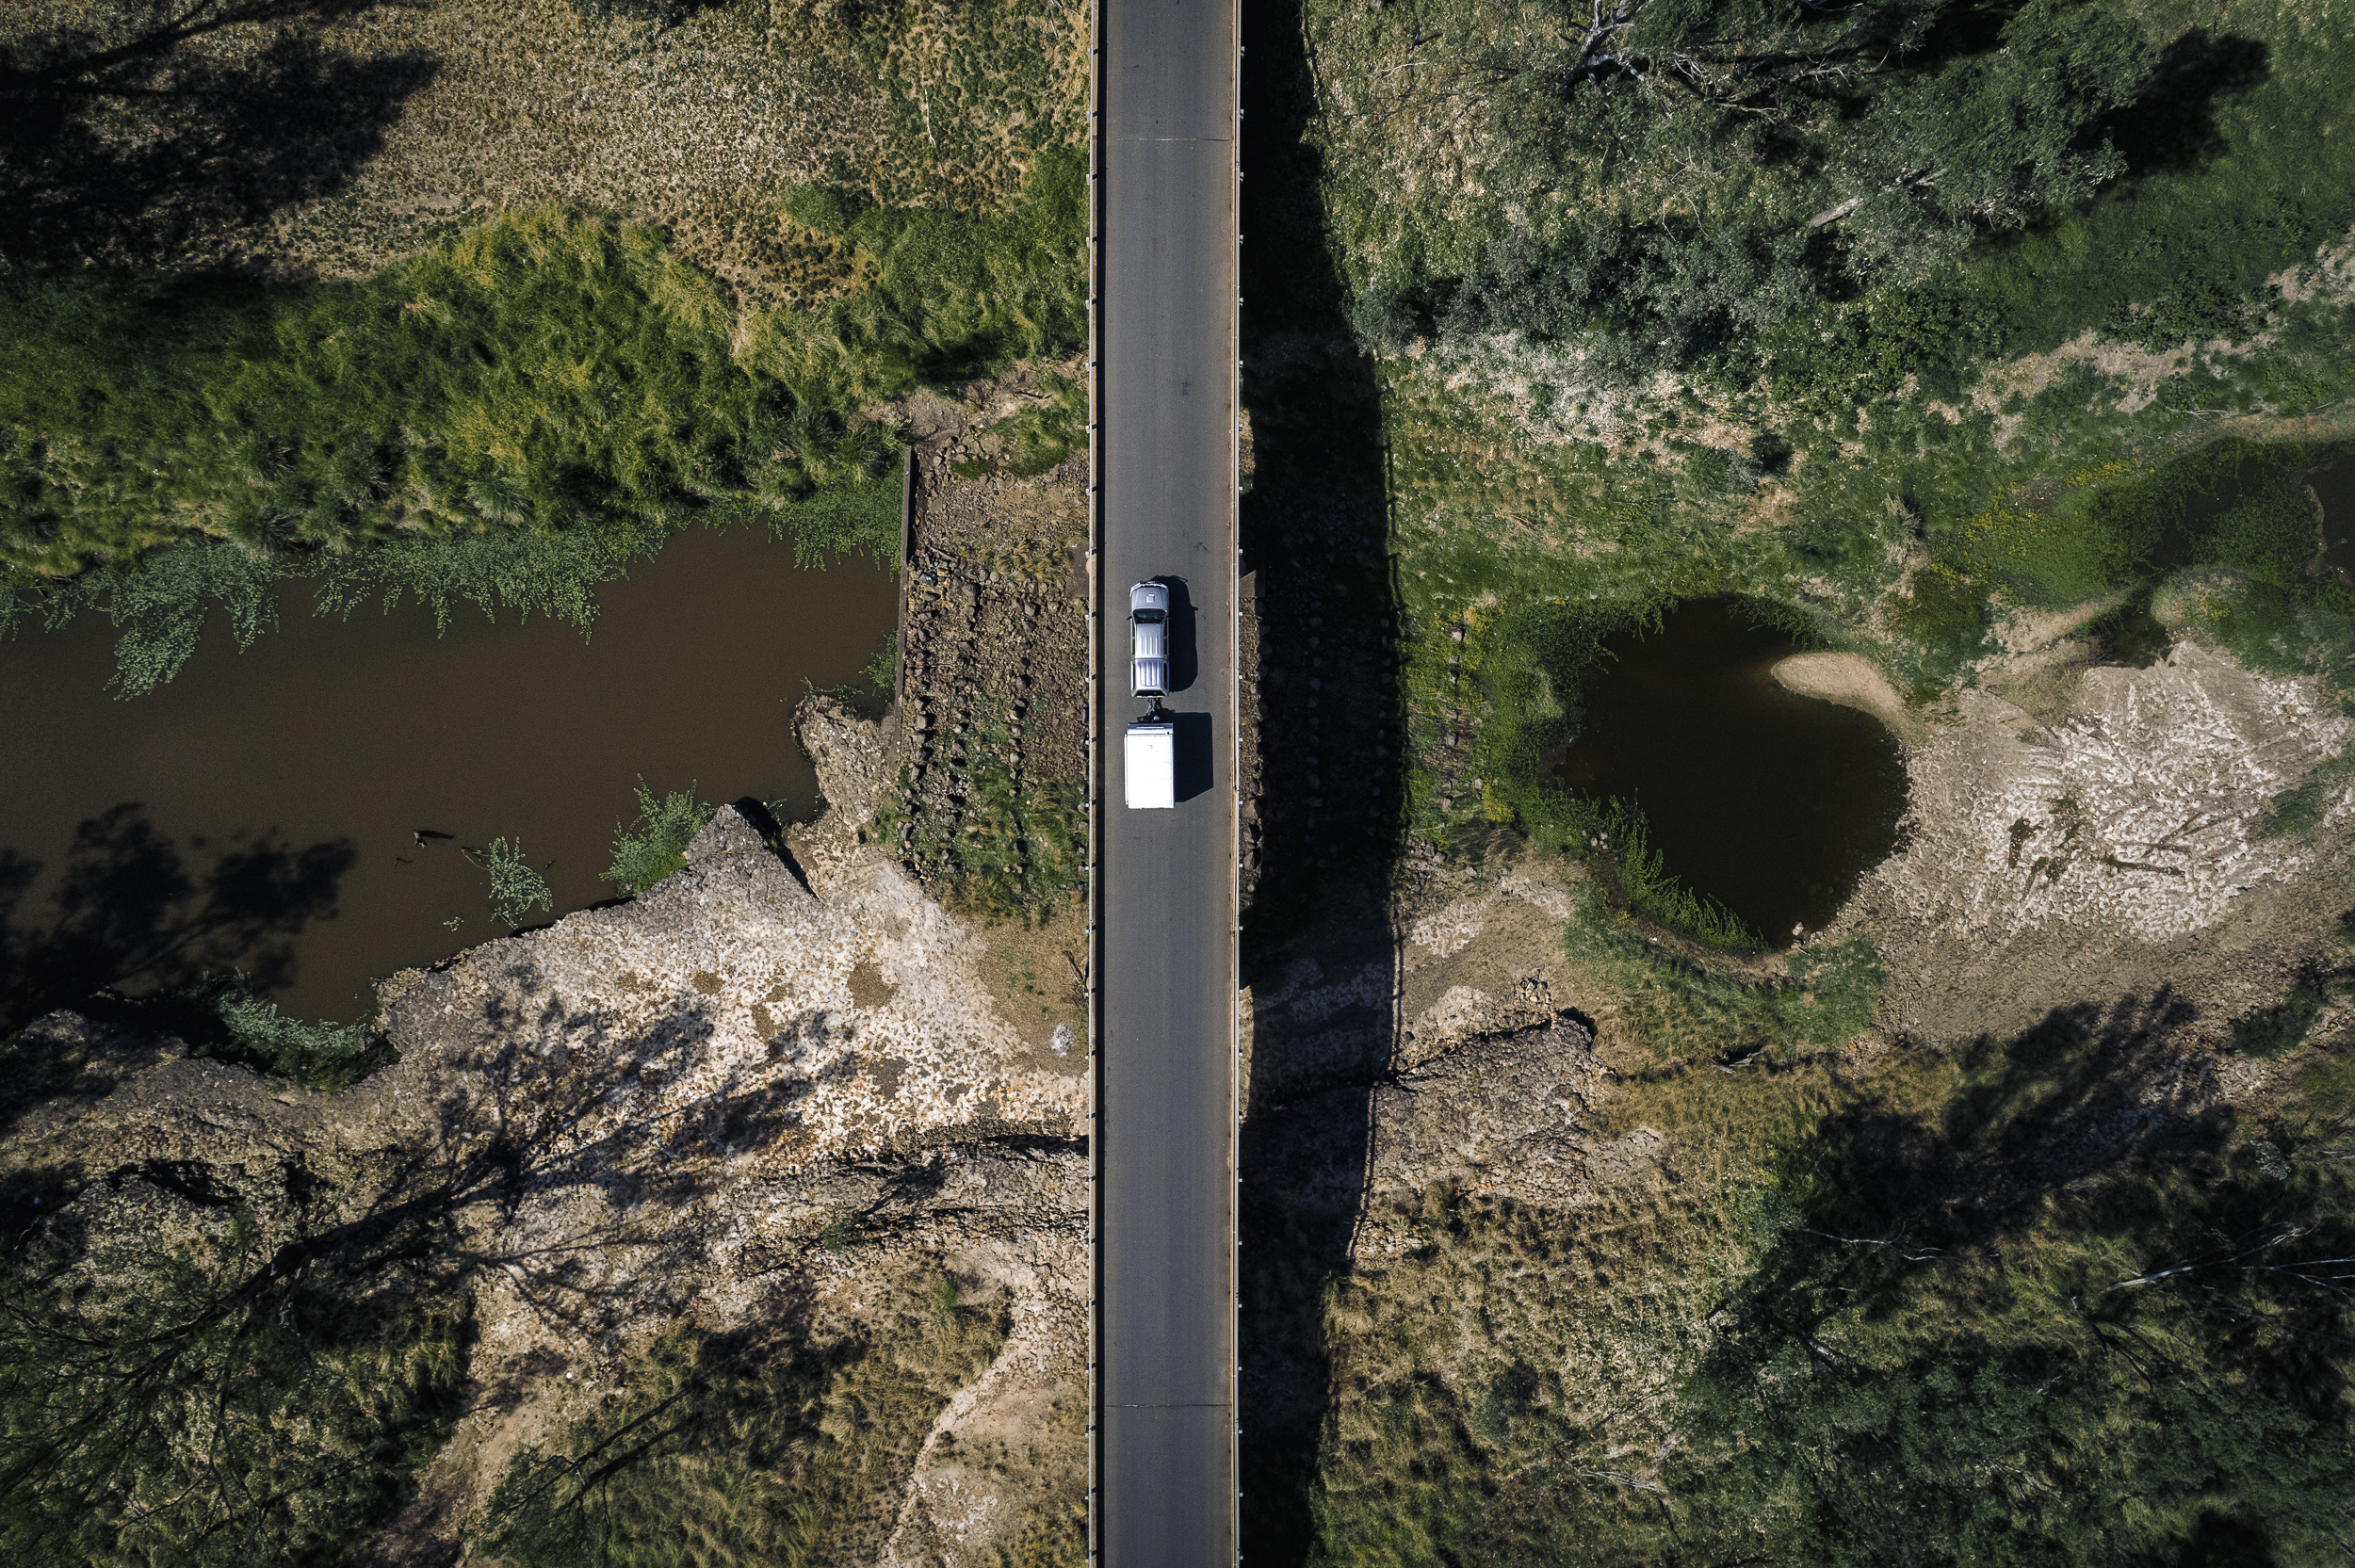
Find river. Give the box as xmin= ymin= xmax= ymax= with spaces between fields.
xmin=1 ymin=524 xmax=893 ymax=1025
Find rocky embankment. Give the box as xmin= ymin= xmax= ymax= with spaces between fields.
xmin=889 ymin=376 xmax=1090 ymax=915
xmin=3 ymin=699 xmax=1091 ymax=1564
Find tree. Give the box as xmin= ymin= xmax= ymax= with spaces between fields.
xmin=1535 ymin=0 xmax=1946 ymax=112
xmin=1814 ymin=0 xmax=2158 ymax=283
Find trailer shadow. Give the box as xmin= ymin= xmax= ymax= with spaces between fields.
xmin=1171 ymin=711 xmax=1216 ymax=802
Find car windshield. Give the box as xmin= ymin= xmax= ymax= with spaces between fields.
xmin=1132 ymin=608 xmax=1166 ymax=622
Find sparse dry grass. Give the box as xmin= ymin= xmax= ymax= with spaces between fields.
xmin=473 ymin=1268 xmax=1010 ymax=1568
xmin=0 ymin=0 xmax=1086 ymax=302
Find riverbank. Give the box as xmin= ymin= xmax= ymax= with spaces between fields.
xmin=1768 ymin=651 xmax=1921 ymax=746
xmin=10 ymin=553 xmax=2352 ymax=1562
xmin=0 ymin=523 xmax=894 ymax=1027
xmin=0 ymin=692 xmax=1092 ymax=1562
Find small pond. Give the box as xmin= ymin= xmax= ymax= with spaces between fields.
xmin=1547 ymin=598 xmax=1909 ymax=944
xmin=1 ymin=525 xmax=894 ymax=1024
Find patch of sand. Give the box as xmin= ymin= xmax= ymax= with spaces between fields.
xmin=1770 ymin=652 xmax=1918 ymax=745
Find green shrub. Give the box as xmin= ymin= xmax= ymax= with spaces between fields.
xmin=604 ymin=784 xmax=716 ymax=894
xmin=78 ymin=969 xmax=393 ymax=1091
xmin=480 ymin=837 xmax=554 ymax=931
xmin=862 ymin=630 xmax=900 ymax=697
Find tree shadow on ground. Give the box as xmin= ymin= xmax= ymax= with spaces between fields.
xmin=1236 ymin=0 xmax=1405 ymax=1552
xmin=0 ymin=0 xmax=436 ymax=267
xmin=0 ymin=801 xmax=355 ymax=1038
xmin=1806 ymin=985 xmax=2219 ymax=1239
xmin=1683 ymin=987 xmax=2355 ymax=1567
xmin=2102 ymin=29 xmax=2270 ymax=182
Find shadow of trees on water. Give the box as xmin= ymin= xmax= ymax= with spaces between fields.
xmin=0 ymin=800 xmax=355 ymax=1037
xmin=0 ymin=0 xmax=437 ymax=267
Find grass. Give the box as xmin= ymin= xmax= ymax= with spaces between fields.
xmin=953 ymin=370 xmax=1088 ymax=478
xmin=0 ymin=143 xmax=1083 ymax=689
xmin=604 ymin=783 xmax=718 ymax=895
xmin=473 ymin=1274 xmax=1004 ymax=1568
xmin=1596 ymin=802 xmax=1759 ymax=951
xmin=0 ymin=0 xmax=1085 ymax=299
xmin=1305 ymin=914 xmax=2355 ymax=1564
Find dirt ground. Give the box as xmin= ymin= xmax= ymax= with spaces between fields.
xmin=11 ymin=513 xmax=2351 ymax=1561
xmin=1 ymin=701 xmax=1097 ymax=1565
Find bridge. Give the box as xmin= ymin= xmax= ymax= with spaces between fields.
xmin=1087 ymin=0 xmax=1241 ymax=1558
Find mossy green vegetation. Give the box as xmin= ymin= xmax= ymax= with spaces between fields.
xmin=474 ymin=1280 xmax=1004 ymax=1568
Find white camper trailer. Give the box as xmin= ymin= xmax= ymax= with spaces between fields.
xmin=1124 ymin=713 xmax=1175 ymax=809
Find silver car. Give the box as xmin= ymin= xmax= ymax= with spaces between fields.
xmin=1129 ymin=580 xmax=1169 ymax=698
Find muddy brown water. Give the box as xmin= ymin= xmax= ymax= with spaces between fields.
xmin=1 ymin=525 xmax=892 ymax=1024
xmin=1547 ymin=598 xmax=1908 ymax=945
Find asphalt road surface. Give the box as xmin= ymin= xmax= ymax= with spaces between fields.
xmin=1092 ymin=0 xmax=1238 ymax=1556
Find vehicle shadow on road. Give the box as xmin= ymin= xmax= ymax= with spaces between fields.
xmin=1236 ymin=0 xmax=1406 ymax=1551
xmin=1171 ymin=711 xmax=1216 ymax=801
xmin=1157 ymin=575 xmax=1201 ymax=693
